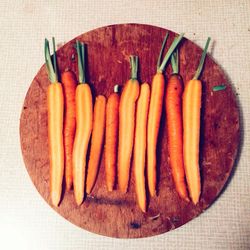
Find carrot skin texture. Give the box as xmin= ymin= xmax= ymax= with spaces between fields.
xmin=183 ymin=79 xmax=202 ymax=204
xmin=72 ymin=84 xmax=93 ymax=205
xmin=134 ymin=83 xmax=150 ymax=212
xmin=147 ymin=73 xmax=165 ymax=197
xmin=165 ymin=74 xmax=189 ymax=201
xmin=47 ymin=83 xmax=64 ymax=206
xmin=105 ymin=92 xmax=119 ymax=191
xmin=86 ymin=95 xmax=106 ymax=194
xmin=61 ymin=71 xmax=77 ymax=191
xmin=118 ymin=79 xmax=140 ymax=193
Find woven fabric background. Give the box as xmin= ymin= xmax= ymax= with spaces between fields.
xmin=0 ymin=0 xmax=249 ymax=249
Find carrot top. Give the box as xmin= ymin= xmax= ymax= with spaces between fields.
xmin=193 ymin=37 xmax=211 ymax=80
xmin=170 ymin=47 xmax=179 ymax=74
xmin=156 ymin=32 xmax=169 ymax=70
xmin=157 ymin=33 xmax=184 ymax=73
xmin=76 ymin=41 xmax=86 ymax=84
xmin=44 ymin=37 xmax=58 ymax=84
xmin=130 ymin=55 xmax=138 ymax=80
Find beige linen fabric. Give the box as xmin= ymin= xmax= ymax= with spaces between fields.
xmin=0 ymin=0 xmax=249 ymax=249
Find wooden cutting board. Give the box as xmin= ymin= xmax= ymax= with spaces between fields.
xmin=20 ymin=24 xmax=240 ymax=238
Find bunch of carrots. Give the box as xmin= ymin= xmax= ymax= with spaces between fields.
xmin=45 ymin=34 xmax=210 ymax=211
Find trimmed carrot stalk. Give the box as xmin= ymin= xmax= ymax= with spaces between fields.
xmin=61 ymin=71 xmax=77 ymax=191
xmin=134 ymin=83 xmax=150 ymax=212
xmin=183 ymin=37 xmax=211 ymax=204
xmin=45 ymin=38 xmax=64 ymax=206
xmin=48 ymin=83 xmax=64 ymax=206
xmin=183 ymin=79 xmax=201 ymax=204
xmin=72 ymin=41 xmax=93 ymax=205
xmin=86 ymin=95 xmax=106 ymax=194
xmin=147 ymin=33 xmax=184 ymax=197
xmin=105 ymin=85 xmax=120 ymax=191
xmin=147 ymin=73 xmax=164 ymax=197
xmin=118 ymin=56 xmax=140 ymax=193
xmin=165 ymin=49 xmax=189 ymax=201
xmin=166 ymin=74 xmax=189 ymax=201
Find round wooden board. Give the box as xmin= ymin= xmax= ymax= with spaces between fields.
xmin=20 ymin=24 xmax=240 ymax=238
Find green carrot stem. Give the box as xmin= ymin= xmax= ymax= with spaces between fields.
xmin=158 ymin=33 xmax=184 ymax=73
xmin=76 ymin=40 xmax=86 ymax=84
xmin=44 ymin=38 xmax=57 ymax=83
xmin=130 ymin=55 xmax=138 ymax=80
xmin=80 ymin=42 xmax=86 ymax=83
xmin=114 ymin=84 xmax=119 ymax=93
xmin=213 ymin=85 xmax=226 ymax=91
xmin=52 ymin=37 xmax=58 ymax=82
xmin=193 ymin=37 xmax=211 ymax=80
xmin=170 ymin=47 xmax=179 ymax=74
xmin=157 ymin=32 xmax=169 ymax=71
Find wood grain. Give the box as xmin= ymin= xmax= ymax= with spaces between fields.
xmin=19 ymin=24 xmax=240 ymax=238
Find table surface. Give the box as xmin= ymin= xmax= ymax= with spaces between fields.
xmin=0 ymin=0 xmax=249 ymax=249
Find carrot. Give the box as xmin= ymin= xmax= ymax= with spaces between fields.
xmin=118 ymin=56 xmax=140 ymax=193
xmin=165 ymin=48 xmax=189 ymax=201
xmin=45 ymin=38 xmax=64 ymax=206
xmin=105 ymin=85 xmax=120 ymax=191
xmin=61 ymin=71 xmax=77 ymax=191
xmin=86 ymin=95 xmax=106 ymax=194
xmin=72 ymin=41 xmax=93 ymax=205
xmin=147 ymin=33 xmax=184 ymax=197
xmin=183 ymin=37 xmax=211 ymax=204
xmin=134 ymin=83 xmax=150 ymax=212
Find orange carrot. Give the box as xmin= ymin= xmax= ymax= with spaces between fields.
xmin=165 ymin=49 xmax=189 ymax=201
xmin=105 ymin=85 xmax=120 ymax=191
xmin=147 ymin=33 xmax=184 ymax=196
xmin=72 ymin=41 xmax=93 ymax=205
xmin=86 ymin=95 xmax=106 ymax=194
xmin=45 ymin=38 xmax=64 ymax=206
xmin=134 ymin=83 xmax=150 ymax=212
xmin=61 ymin=71 xmax=77 ymax=191
xmin=118 ymin=56 xmax=140 ymax=193
xmin=183 ymin=37 xmax=211 ymax=204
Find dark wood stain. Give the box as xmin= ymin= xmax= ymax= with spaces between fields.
xmin=85 ymin=195 xmax=132 ymax=206
xmin=130 ymin=221 xmax=141 ymax=229
xmin=19 ymin=24 xmax=240 ymax=238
